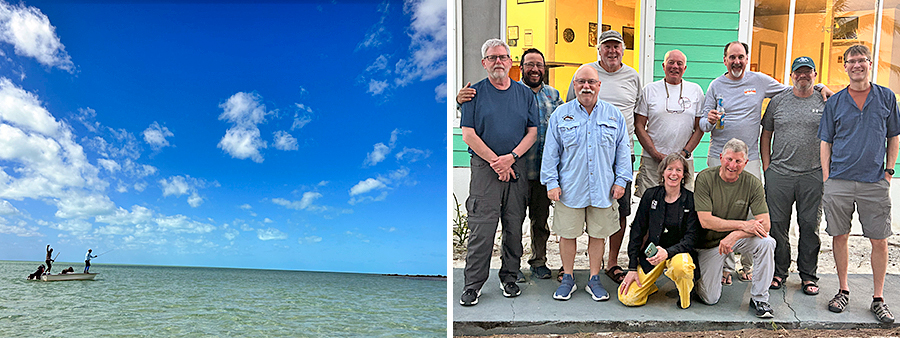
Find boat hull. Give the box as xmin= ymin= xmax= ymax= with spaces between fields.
xmin=40 ymin=273 xmax=98 ymax=281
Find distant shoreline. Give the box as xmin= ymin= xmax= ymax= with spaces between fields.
xmin=382 ymin=273 xmax=447 ymax=281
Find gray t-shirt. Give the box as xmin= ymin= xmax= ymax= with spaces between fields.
xmin=761 ymin=89 xmax=825 ymax=175
xmin=566 ymin=62 xmax=642 ymax=152
xmin=700 ymin=71 xmax=788 ymax=160
xmin=460 ymin=78 xmax=539 ymax=157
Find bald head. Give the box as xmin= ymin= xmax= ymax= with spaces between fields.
xmin=573 ymin=65 xmax=601 ymax=111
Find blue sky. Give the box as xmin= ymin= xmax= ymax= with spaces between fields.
xmin=0 ymin=0 xmax=447 ymax=275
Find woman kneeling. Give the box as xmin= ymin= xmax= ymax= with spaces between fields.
xmin=618 ymin=153 xmax=700 ymax=309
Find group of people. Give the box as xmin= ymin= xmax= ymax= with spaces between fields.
xmin=29 ymin=245 xmax=101 ymax=278
xmin=457 ymin=31 xmax=898 ymax=324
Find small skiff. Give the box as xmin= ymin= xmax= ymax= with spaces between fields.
xmin=40 ymin=273 xmax=98 ymax=282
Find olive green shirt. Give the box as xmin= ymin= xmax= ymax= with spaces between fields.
xmin=693 ymin=166 xmax=768 ymax=249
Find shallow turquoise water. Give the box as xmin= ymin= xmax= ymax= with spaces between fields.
xmin=0 ymin=261 xmax=446 ymax=337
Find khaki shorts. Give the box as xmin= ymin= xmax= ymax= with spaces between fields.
xmin=551 ymin=202 xmax=620 ymax=239
xmin=823 ymin=178 xmax=893 ymax=239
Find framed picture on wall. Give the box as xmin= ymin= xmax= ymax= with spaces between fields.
xmin=588 ymin=22 xmax=597 ymax=47
xmin=602 ymin=24 xmax=610 ymax=32
xmin=622 ymin=26 xmax=634 ymax=50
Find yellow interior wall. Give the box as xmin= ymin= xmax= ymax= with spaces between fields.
xmin=554 ymin=0 xmax=598 ymax=99
xmin=603 ymin=0 xmax=638 ymax=69
xmin=506 ymin=0 xmax=550 ymax=65
xmin=752 ymin=27 xmax=787 ymax=82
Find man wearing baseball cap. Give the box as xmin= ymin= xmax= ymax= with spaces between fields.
xmin=565 ymin=29 xmax=642 ymax=285
xmin=760 ymin=56 xmax=825 ymax=296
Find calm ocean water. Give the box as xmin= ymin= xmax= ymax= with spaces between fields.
xmin=0 ymin=261 xmax=446 ymax=337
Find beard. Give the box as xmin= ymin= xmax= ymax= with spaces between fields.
xmin=522 ymin=71 xmax=543 ymax=88
xmin=729 ymin=65 xmax=744 ymax=78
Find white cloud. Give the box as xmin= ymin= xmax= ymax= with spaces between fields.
xmin=217 ymin=92 xmax=269 ymax=163
xmin=95 ymin=205 xmax=153 ymax=226
xmin=218 ymin=124 xmax=266 ymax=163
xmin=257 ymin=227 xmax=287 ymax=241
xmin=142 ymin=122 xmax=173 ymax=150
xmin=300 ymin=235 xmax=322 ymax=244
xmin=366 ymin=54 xmax=390 ymax=73
xmin=271 ymin=191 xmax=323 ymax=211
xmin=355 ymin=1 xmax=391 ymax=51
xmin=364 ymin=142 xmax=389 ymax=166
xmin=0 ymin=199 xmax=18 ymax=215
xmin=50 ymin=219 xmax=92 ymax=235
xmin=0 ymin=221 xmax=40 ymax=237
xmin=224 ymin=228 xmax=239 ymax=240
xmin=263 ymin=218 xmax=273 ymax=223
xmin=380 ymin=227 xmax=396 ymax=232
xmin=394 ymin=0 xmax=446 ymax=86
xmin=156 ymin=214 xmax=215 ymax=234
xmin=273 ymin=130 xmax=298 ymax=151
xmin=0 ymin=1 xmax=73 ymax=71
xmin=291 ymin=103 xmax=313 ymax=130
xmin=434 ymin=82 xmax=447 ymax=101
xmin=0 ymin=78 xmax=60 ymax=135
xmin=239 ymin=204 xmax=252 ymax=210
xmin=348 ymin=191 xmax=389 ymax=205
xmin=349 ymin=178 xmax=386 ymax=196
xmin=395 ymin=147 xmax=431 ymax=162
xmin=187 ymin=192 xmax=203 ymax=208
xmin=367 ymin=79 xmax=388 ymax=95
xmin=54 ymin=192 xmax=115 ymax=219
xmin=159 ymin=176 xmax=190 ymax=197
xmin=159 ymin=175 xmax=211 ymax=208
xmin=97 ymin=158 xmax=120 ymax=173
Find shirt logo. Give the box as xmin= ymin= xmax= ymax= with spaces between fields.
xmin=563 ymin=115 xmax=574 ymax=121
xmin=744 ymin=88 xmax=757 ymax=95
xmin=650 ymin=200 xmax=658 ymax=209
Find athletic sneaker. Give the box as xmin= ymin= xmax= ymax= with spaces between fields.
xmin=516 ymin=270 xmax=526 ymax=283
xmin=585 ymin=274 xmax=609 ymax=301
xmin=460 ymin=289 xmax=480 ymax=306
xmin=531 ymin=265 xmax=552 ymax=279
xmin=872 ymin=300 xmax=895 ymax=323
xmin=501 ymin=281 xmax=521 ymax=298
xmin=553 ymin=273 xmax=576 ymax=300
xmin=750 ymin=298 xmax=774 ymax=318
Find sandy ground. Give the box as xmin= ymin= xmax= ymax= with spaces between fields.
xmin=452 ymin=193 xmax=900 ymax=276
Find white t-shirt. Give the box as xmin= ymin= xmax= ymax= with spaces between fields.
xmin=635 ymin=79 xmax=704 ymax=157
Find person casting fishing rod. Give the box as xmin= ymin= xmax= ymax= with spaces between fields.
xmin=45 ymin=245 xmax=54 ymax=273
xmin=84 ymin=249 xmax=97 ymax=273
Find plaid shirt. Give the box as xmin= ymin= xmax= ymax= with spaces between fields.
xmin=521 ymin=81 xmax=564 ymax=180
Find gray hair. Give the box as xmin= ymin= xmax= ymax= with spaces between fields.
xmin=481 ymin=39 xmax=510 ymax=59
xmin=722 ymin=138 xmax=749 ymax=157
xmin=656 ymin=152 xmax=691 ymax=186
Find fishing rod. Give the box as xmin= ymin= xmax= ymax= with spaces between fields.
xmin=96 ymin=249 xmax=115 ymax=257
xmin=52 ymin=251 xmax=60 ymax=261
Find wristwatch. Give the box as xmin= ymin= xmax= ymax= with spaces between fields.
xmin=682 ymin=148 xmax=692 ymax=159
xmin=510 ymin=151 xmax=519 ymax=161
xmin=886 ymin=168 xmax=895 ymax=175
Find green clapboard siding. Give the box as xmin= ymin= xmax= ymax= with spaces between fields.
xmin=453 ymin=128 xmax=468 ymax=167
xmin=654 ymin=45 xmax=727 ymax=63
xmin=656 ymin=0 xmax=740 ymax=12
xmin=655 ymin=12 xmax=740 ymax=31
xmin=654 ymin=0 xmax=739 ymax=167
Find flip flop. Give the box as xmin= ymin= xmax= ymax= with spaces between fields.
xmin=605 ymin=265 xmax=627 ymax=284
xmin=769 ymin=277 xmax=783 ymax=290
xmin=802 ymin=281 xmax=819 ymax=295
xmin=722 ymin=272 xmax=733 ymax=285
xmin=738 ymin=268 xmax=752 ymax=282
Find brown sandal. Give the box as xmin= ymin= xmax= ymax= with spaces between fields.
xmin=605 ymin=265 xmax=627 ymax=284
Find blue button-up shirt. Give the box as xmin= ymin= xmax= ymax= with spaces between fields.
xmin=819 ymin=82 xmax=900 ymax=182
xmin=541 ymin=98 xmax=633 ymax=209
xmin=521 ymin=81 xmax=564 ymax=181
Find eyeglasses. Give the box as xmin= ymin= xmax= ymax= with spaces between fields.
xmin=573 ymin=79 xmax=599 ymax=85
xmin=483 ymin=55 xmax=511 ymax=62
xmin=522 ymin=62 xmax=544 ymax=69
xmin=844 ymin=58 xmax=869 ymax=65
xmin=666 ymin=97 xmax=691 ymax=114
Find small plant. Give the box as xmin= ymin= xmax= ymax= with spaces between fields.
xmin=452 ymin=193 xmax=469 ymax=248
